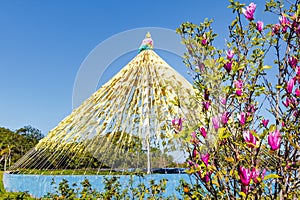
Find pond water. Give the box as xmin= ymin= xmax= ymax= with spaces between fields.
xmin=3 ymin=173 xmax=194 ymax=198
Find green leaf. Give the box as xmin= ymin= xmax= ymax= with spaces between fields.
xmin=269 ymin=124 xmax=276 ymax=132
xmin=250 ymin=130 xmax=259 ymax=138
xmin=218 ymin=128 xmax=231 ymax=139
xmin=239 ymin=192 xmax=246 ymax=197
xmin=264 ymin=174 xmax=280 ymax=180
xmin=260 ymin=129 xmax=268 ymax=139
xmin=225 ymin=157 xmax=235 ymax=162
xmin=212 ymin=180 xmax=220 ymax=187
xmin=230 ymin=19 xmax=238 ymax=27
xmin=262 ymin=65 xmax=272 ymax=69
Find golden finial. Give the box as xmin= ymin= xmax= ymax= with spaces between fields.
xmin=146 ymin=32 xmax=151 ymax=38
xmin=138 ymin=32 xmax=153 ymax=53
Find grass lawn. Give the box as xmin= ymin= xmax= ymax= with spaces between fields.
xmin=0 ymin=171 xmax=5 ymax=194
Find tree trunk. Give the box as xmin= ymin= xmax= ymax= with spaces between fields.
xmin=4 ymin=154 xmax=7 ymax=171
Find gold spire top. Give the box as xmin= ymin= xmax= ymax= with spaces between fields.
xmin=146 ymin=32 xmax=151 ymax=38
xmin=138 ymin=32 xmax=154 ymax=53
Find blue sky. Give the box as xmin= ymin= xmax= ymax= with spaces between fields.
xmin=0 ymin=0 xmax=277 ymax=134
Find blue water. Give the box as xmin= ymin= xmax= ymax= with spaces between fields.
xmin=3 ymin=173 xmax=193 ymax=198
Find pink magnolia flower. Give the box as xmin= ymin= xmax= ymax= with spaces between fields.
xmin=234 ymin=80 xmax=243 ymax=96
xmin=279 ymin=13 xmax=290 ymax=26
xmin=243 ymin=130 xmax=257 ymax=148
xmin=242 ymin=3 xmax=256 ymax=21
xmin=172 ymin=118 xmax=183 ymax=132
xmin=285 ymin=161 xmax=295 ymax=170
xmin=201 ymin=171 xmax=211 ymax=182
xmin=286 ymin=79 xmax=295 ymax=94
xmin=201 ymin=153 xmax=210 ymax=166
xmin=193 ymin=148 xmax=199 ymax=158
xmin=291 ymin=97 xmax=297 ymax=106
xmin=199 ymin=127 xmax=207 ymax=138
xmin=297 ymin=67 xmax=300 ymax=76
xmin=197 ymin=170 xmax=211 ymax=182
xmin=261 ymin=168 xmax=267 ymax=180
xmin=238 ymin=112 xmax=246 ymax=125
xmin=296 ymin=25 xmax=300 ymax=35
xmin=256 ymin=21 xmax=263 ymax=32
xmin=283 ymin=97 xmax=291 ymax=107
xmin=212 ymin=116 xmax=219 ymax=130
xmin=246 ymin=104 xmax=256 ymax=116
xmin=288 ymin=56 xmax=298 ymax=68
xmin=203 ymin=101 xmax=211 ymax=110
xmin=221 ymin=112 xmax=230 ymax=124
xmin=296 ymin=67 xmax=300 ymax=83
xmin=191 ymin=131 xmax=197 ymax=139
xmin=226 ymin=49 xmax=234 ymax=60
xmin=239 ymin=166 xmax=252 ymax=186
xmin=202 ymin=39 xmax=208 ymax=46
xmin=251 ymin=168 xmax=266 ymax=183
xmin=293 ymin=111 xmax=298 ymax=117
xmin=251 ymin=168 xmax=259 ymax=183
xmin=279 ymin=14 xmax=290 ymax=33
xmin=187 ymin=160 xmax=194 ymax=166
xmin=295 ymin=88 xmax=300 ymax=97
xmin=190 ymin=132 xmax=199 ymax=144
xmin=272 ymin=23 xmax=281 ymax=35
xmin=262 ymin=119 xmax=269 ymax=127
xmin=220 ymin=97 xmax=227 ymax=105
xmin=268 ymin=130 xmax=281 ymax=150
xmin=224 ymin=61 xmax=232 ymax=73
xmin=282 ymin=25 xmax=289 ymax=33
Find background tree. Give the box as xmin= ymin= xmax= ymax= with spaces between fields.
xmin=16 ymin=125 xmax=43 ymax=141
xmin=0 ymin=126 xmax=43 ymax=171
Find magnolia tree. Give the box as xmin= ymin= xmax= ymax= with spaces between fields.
xmin=175 ymin=0 xmax=300 ymax=199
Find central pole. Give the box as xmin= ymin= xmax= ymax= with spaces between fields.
xmin=147 ymin=133 xmax=151 ymax=174
xmin=146 ymin=82 xmax=151 ymax=174
xmin=146 ymin=56 xmax=151 ymax=174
